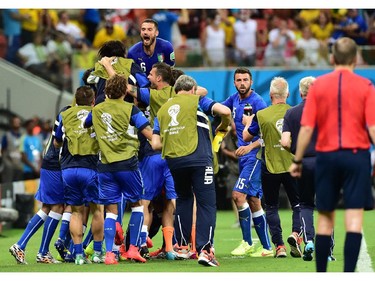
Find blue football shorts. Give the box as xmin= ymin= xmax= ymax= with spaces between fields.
xmin=233 ymin=154 xmax=263 ymax=199
xmin=139 ymin=153 xmax=176 ymax=201
xmin=35 ymin=168 xmax=64 ymax=205
xmin=62 ymin=167 xmax=99 ymax=206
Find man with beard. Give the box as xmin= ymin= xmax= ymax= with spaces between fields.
xmin=221 ymin=67 xmax=273 ymax=258
xmin=127 ymin=18 xmax=175 ymax=76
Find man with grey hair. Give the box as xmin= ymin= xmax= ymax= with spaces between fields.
xmin=242 ymin=76 xmax=301 ymax=258
xmin=173 ymin=74 xmax=197 ymax=92
xmin=281 ymin=76 xmax=336 ymax=262
xmin=152 ymin=74 xmax=231 ymax=267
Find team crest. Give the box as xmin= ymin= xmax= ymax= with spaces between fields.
xmin=157 ymin=53 xmax=164 ymax=62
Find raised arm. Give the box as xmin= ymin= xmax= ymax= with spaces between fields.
xmin=98 ymin=56 xmax=116 ymax=77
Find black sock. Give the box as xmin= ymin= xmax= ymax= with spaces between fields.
xmin=315 ymin=234 xmax=331 ymax=272
xmin=344 ymin=232 xmax=362 ymax=272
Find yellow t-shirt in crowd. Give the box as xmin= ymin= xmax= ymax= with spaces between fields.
xmin=19 ymin=9 xmax=41 ymax=32
xmin=310 ymin=22 xmax=334 ymax=41
xmin=92 ymin=25 xmax=126 ymax=49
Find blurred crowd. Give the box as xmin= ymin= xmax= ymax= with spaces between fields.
xmin=0 ymin=115 xmax=52 ymax=183
xmin=0 ymin=8 xmax=375 ymax=91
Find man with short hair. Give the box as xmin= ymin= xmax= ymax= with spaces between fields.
xmin=221 ymin=67 xmax=273 ymax=258
xmin=152 ymin=74 xmax=231 ymax=267
xmin=87 ymin=74 xmax=153 ymax=265
xmin=127 ymin=18 xmax=175 ymax=76
xmin=54 ymin=86 xmax=104 ymax=265
xmin=1 ymin=115 xmax=23 ymax=182
xmin=289 ymin=37 xmax=375 ymax=272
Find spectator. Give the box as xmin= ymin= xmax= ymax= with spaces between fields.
xmin=79 ymin=9 xmax=101 ymax=45
xmin=20 ymin=118 xmax=43 ymax=180
xmin=330 ymin=9 xmax=348 ymax=24
xmin=201 ymin=12 xmax=226 ymax=67
xmin=1 ymin=115 xmax=24 ymax=183
xmin=233 ymin=9 xmax=258 ymax=67
xmin=310 ymin=11 xmax=335 ymax=43
xmin=19 ymin=9 xmax=41 ymax=46
xmin=219 ymin=9 xmax=237 ymax=66
xmin=46 ymin=30 xmax=73 ymax=90
xmin=152 ymin=9 xmax=189 ymax=44
xmin=178 ymin=9 xmax=206 ymax=64
xmin=297 ymin=9 xmax=321 ymax=26
xmin=264 ymin=18 xmax=296 ymax=67
xmin=17 ymin=32 xmax=59 ymax=84
xmin=343 ymin=9 xmax=368 ymax=46
xmin=104 ymin=9 xmax=140 ymax=38
xmin=330 ymin=10 xmax=368 ymax=65
xmin=37 ymin=119 xmax=53 ymax=150
xmin=310 ymin=11 xmax=334 ymax=62
xmin=92 ymin=20 xmax=126 ymax=50
xmin=366 ymin=10 xmax=375 ymax=45
xmin=46 ymin=30 xmax=72 ymax=61
xmin=329 ymin=12 xmax=348 ymax=44
xmin=1 ymin=9 xmax=29 ymax=66
xmin=39 ymin=9 xmax=59 ymax=36
xmin=262 ymin=9 xmax=297 ymax=22
xmin=179 ymin=9 xmax=205 ymax=50
xmin=72 ymin=42 xmax=97 ymax=70
xmin=255 ymin=19 xmax=269 ymax=67
xmin=287 ymin=17 xmax=303 ymax=41
xmin=295 ymin=26 xmax=329 ymax=67
xmin=56 ymin=10 xmax=86 ymax=48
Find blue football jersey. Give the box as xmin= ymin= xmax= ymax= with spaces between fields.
xmin=127 ymin=37 xmax=175 ymax=76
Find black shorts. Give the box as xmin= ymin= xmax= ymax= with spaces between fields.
xmin=315 ymin=149 xmax=372 ymax=211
